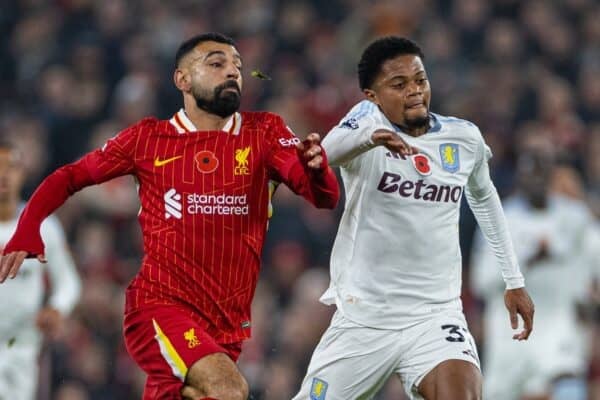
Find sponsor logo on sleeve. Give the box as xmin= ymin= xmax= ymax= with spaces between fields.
xmin=439 ymin=143 xmax=460 ymax=173
xmin=339 ymin=118 xmax=359 ymax=130
xmin=278 ymin=137 xmax=301 ymax=147
xmin=310 ymin=378 xmax=328 ymax=400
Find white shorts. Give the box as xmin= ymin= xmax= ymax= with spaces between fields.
xmin=0 ymin=342 xmax=38 ymax=400
xmin=292 ymin=309 xmax=480 ymax=400
xmin=483 ymin=318 xmax=589 ymax=400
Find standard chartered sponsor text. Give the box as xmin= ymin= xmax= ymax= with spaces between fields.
xmin=187 ymin=193 xmax=249 ymax=215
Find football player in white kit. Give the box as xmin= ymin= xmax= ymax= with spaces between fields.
xmin=293 ymin=37 xmax=534 ymax=400
xmin=0 ymin=138 xmax=81 ymax=399
xmin=471 ymin=133 xmax=597 ymax=400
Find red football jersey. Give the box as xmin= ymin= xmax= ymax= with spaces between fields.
xmin=5 ymin=109 xmax=339 ymax=344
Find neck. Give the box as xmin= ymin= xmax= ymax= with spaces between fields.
xmin=184 ymin=97 xmax=230 ymax=131
xmin=404 ymin=125 xmax=429 ymax=137
xmin=0 ymin=199 xmax=17 ymax=221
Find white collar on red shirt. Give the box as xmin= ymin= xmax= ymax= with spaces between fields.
xmin=169 ymin=109 xmax=242 ymax=135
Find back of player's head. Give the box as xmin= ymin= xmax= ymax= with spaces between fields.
xmin=358 ymin=37 xmax=425 ymax=90
xmin=175 ymin=32 xmax=236 ymax=68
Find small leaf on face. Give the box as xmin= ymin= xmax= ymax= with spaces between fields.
xmin=251 ymin=69 xmax=272 ymax=80
xmin=7 ymin=337 xmax=15 ymax=347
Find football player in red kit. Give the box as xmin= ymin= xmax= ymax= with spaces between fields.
xmin=0 ymin=32 xmax=339 ymax=400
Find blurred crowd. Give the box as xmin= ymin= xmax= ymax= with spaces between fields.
xmin=0 ymin=0 xmax=598 ymax=399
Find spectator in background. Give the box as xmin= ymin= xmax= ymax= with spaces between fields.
xmin=0 ymin=138 xmax=81 ymax=399
xmin=471 ymin=132 xmax=598 ymax=400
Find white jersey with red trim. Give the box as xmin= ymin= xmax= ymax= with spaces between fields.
xmin=321 ymin=100 xmax=522 ymax=329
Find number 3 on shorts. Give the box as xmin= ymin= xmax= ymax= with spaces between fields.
xmin=441 ymin=324 xmax=465 ymax=342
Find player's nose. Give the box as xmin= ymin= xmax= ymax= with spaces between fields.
xmin=225 ymin=63 xmax=240 ymax=80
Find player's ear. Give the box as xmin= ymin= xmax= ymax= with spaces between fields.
xmin=173 ymin=68 xmax=191 ymax=92
xmin=364 ymin=89 xmax=379 ymax=106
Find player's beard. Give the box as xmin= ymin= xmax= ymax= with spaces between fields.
xmin=404 ymin=113 xmax=430 ymax=131
xmin=193 ymin=80 xmax=241 ymax=118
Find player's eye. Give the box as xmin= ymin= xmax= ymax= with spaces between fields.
xmin=393 ymin=82 xmax=406 ymax=89
xmin=209 ymin=62 xmax=223 ymax=68
xmin=417 ymin=78 xmax=427 ymax=85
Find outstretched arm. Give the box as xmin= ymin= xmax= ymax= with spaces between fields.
xmin=0 ymin=158 xmax=95 ymax=281
xmin=0 ymin=120 xmax=140 ymax=282
xmin=284 ymin=133 xmax=340 ymax=209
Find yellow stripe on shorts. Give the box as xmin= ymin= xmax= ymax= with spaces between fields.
xmin=152 ymin=318 xmax=188 ymax=381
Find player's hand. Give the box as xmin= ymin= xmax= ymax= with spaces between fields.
xmin=296 ymin=132 xmax=325 ymax=170
xmin=0 ymin=251 xmax=47 ymax=283
xmin=504 ymin=287 xmax=534 ymax=341
xmin=371 ymin=129 xmax=419 ymax=159
xmin=36 ymin=306 xmax=64 ymax=340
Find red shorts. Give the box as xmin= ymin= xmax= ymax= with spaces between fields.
xmin=123 ymin=304 xmax=242 ymax=400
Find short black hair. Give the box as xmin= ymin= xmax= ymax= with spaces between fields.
xmin=175 ymin=32 xmax=236 ymax=68
xmin=358 ymin=36 xmax=425 ymax=90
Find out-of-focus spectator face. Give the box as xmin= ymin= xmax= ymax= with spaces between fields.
xmin=484 ymin=19 xmax=523 ymax=63
xmin=366 ymin=55 xmax=431 ymax=130
xmin=452 ymin=0 xmax=489 ymax=30
xmin=516 ymin=134 xmax=556 ymax=206
xmin=0 ymin=144 xmax=24 ymax=203
xmin=54 ymin=381 xmax=90 ymax=400
xmin=40 ymin=65 xmax=76 ymax=115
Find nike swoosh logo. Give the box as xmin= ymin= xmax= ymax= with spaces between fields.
xmin=154 ymin=156 xmax=182 ymax=167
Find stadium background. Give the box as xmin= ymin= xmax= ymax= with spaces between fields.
xmin=1 ymin=0 xmax=599 ymax=398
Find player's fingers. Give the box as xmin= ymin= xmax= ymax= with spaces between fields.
xmin=305 ymin=132 xmax=321 ymax=144
xmin=0 ymin=253 xmax=16 ymax=283
xmin=295 ymin=140 xmax=305 ymax=152
xmin=307 ymin=155 xmax=323 ymax=169
xmin=372 ymin=131 xmax=394 ymax=144
xmin=509 ymin=307 xmax=518 ymax=330
xmin=304 ymin=145 xmax=322 ymax=159
xmin=8 ymin=252 xmax=27 ymax=279
xmin=519 ymin=308 xmax=534 ymax=340
xmin=37 ymin=254 xmax=47 ymax=263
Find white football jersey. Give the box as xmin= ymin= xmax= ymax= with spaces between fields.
xmin=321 ymin=100 xmax=523 ymax=329
xmin=472 ymin=194 xmax=598 ymax=332
xmin=0 ymin=210 xmax=81 ymax=345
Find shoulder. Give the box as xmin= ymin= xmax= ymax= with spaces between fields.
xmin=337 ymin=100 xmax=380 ymax=130
xmin=240 ymin=111 xmax=283 ymax=127
xmin=433 ymin=113 xmax=481 ymax=136
xmin=240 ymin=111 xmax=298 ymax=141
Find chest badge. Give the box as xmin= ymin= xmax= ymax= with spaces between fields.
xmin=411 ymin=154 xmax=432 ymax=176
xmin=234 ymin=146 xmax=251 ymax=175
xmin=439 ymin=143 xmax=460 ymax=173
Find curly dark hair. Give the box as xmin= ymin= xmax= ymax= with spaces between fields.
xmin=358 ymin=36 xmax=425 ymax=90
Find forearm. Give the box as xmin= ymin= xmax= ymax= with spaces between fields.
xmin=322 ymin=127 xmax=376 ymax=167
xmin=466 ymin=185 xmax=524 ymax=289
xmin=4 ymin=159 xmax=95 ymax=255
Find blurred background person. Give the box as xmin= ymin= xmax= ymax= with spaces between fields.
xmin=0 ymin=138 xmax=81 ymax=399
xmin=471 ymin=132 xmax=598 ymax=400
